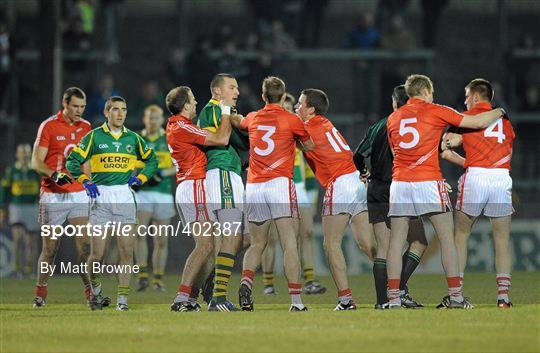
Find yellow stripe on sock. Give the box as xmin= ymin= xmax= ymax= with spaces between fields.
xmin=216 ymin=256 xmax=235 ymax=268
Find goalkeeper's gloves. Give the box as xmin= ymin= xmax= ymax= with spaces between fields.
xmin=82 ymin=180 xmax=100 ymax=199
xmin=51 ymin=171 xmax=72 ymax=186
xmin=128 ymin=175 xmax=143 ymax=191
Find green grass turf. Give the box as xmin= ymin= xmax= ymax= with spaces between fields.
xmin=1 ymin=272 xmax=539 ymax=353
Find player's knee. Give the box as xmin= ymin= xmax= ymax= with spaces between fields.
xmin=323 ymin=237 xmax=340 ymax=253
xmin=195 ymin=240 xmax=214 ymax=257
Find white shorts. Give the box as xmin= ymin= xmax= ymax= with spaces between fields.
xmin=9 ymin=203 xmax=39 ymax=231
xmin=456 ymin=167 xmax=513 ymax=217
xmin=136 ymin=191 xmax=176 ymax=220
xmin=89 ymin=185 xmax=137 ymax=225
xmin=206 ymin=168 xmax=244 ymax=225
xmin=245 ymin=177 xmax=299 ymax=223
xmin=175 ymin=179 xmax=215 ymax=225
xmin=322 ymin=171 xmax=367 ymax=217
xmin=389 ymin=180 xmax=451 ymax=217
xmin=295 ymin=182 xmax=311 ymax=208
xmin=39 ymin=190 xmax=89 ymax=225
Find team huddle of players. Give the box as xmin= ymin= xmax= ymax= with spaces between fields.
xmin=17 ymin=71 xmax=514 ymax=311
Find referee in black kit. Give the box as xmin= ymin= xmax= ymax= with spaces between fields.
xmin=353 ymin=85 xmax=427 ymax=309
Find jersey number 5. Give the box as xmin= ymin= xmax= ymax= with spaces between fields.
xmin=484 ymin=119 xmax=505 ymax=143
xmin=254 ymin=125 xmax=276 ymax=156
xmin=399 ymin=118 xmax=420 ymax=149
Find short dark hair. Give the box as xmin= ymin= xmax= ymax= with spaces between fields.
xmin=466 ymin=78 xmax=494 ymax=101
xmin=392 ymin=85 xmax=408 ymax=108
xmin=63 ymin=87 xmax=86 ymax=103
xmin=262 ymin=76 xmax=285 ymax=103
xmin=301 ymin=88 xmax=329 ymax=115
xmin=104 ymin=96 xmax=126 ymax=111
xmin=210 ymin=73 xmax=235 ymax=92
xmin=166 ymin=86 xmax=191 ymax=115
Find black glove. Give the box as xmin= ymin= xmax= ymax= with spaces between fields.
xmin=51 ymin=171 xmax=72 ymax=186
xmin=146 ymin=171 xmax=164 ymax=186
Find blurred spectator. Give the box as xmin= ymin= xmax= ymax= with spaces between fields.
xmin=376 ymin=0 xmax=410 ymax=29
xmin=343 ymin=13 xmax=380 ymax=49
xmin=132 ymin=80 xmax=165 ymax=120
xmin=63 ymin=16 xmax=91 ymax=51
xmin=0 ymin=19 xmax=10 ymax=117
xmin=163 ymin=47 xmax=186 ymax=90
xmin=381 ymin=15 xmax=416 ymax=50
xmin=246 ymin=0 xmax=283 ymax=37
xmin=75 ymin=0 xmax=95 ymax=35
xmin=212 ymin=23 xmax=234 ymax=49
xmin=298 ymin=0 xmax=329 ymax=47
xmin=262 ymin=20 xmax=297 ymax=55
xmin=524 ymin=84 xmax=540 ymax=111
xmin=186 ymin=35 xmax=216 ymax=102
xmin=86 ymin=74 xmax=121 ymax=123
xmin=421 ymin=0 xmax=448 ymax=48
xmin=215 ymin=41 xmax=249 ymax=79
xmin=242 ymin=32 xmax=260 ymax=51
xmin=247 ymin=49 xmax=274 ymax=93
xmin=236 ymin=81 xmax=261 ymax=114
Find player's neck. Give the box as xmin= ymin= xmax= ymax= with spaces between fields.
xmin=107 ymin=123 xmax=123 ymax=133
xmin=61 ymin=110 xmax=76 ymax=125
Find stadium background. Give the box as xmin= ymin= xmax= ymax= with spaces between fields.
xmin=0 ymin=0 xmax=539 ymax=277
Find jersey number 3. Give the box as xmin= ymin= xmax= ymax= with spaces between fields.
xmin=255 ymin=125 xmax=276 ymax=156
xmin=484 ymin=119 xmax=505 ymax=144
xmin=398 ymin=118 xmax=420 ymax=149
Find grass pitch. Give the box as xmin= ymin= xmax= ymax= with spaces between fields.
xmin=1 ymin=272 xmax=539 ymax=353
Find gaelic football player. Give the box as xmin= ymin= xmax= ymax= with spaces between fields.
xmin=134 ymin=105 xmax=176 ymax=292
xmin=354 ymin=85 xmax=427 ymax=309
xmin=197 ymin=73 xmax=249 ymax=311
xmin=261 ymin=93 xmax=326 ymax=295
xmin=66 ymin=96 xmax=158 ymax=311
xmin=232 ymin=76 xmax=315 ymax=312
xmin=166 ymin=86 xmax=234 ymax=312
xmin=31 ymin=87 xmax=95 ymax=307
xmin=1 ymin=144 xmax=41 ymax=277
xmin=440 ymin=78 xmax=515 ymax=308
xmin=385 ymin=74 xmax=506 ymax=309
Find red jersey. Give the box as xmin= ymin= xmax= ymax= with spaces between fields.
xmin=166 ymin=114 xmax=208 ymax=182
xmin=459 ymin=102 xmax=515 ymax=170
xmin=303 ymin=115 xmax=357 ymax=188
xmin=387 ymin=98 xmax=464 ymax=181
xmin=240 ymin=104 xmax=310 ymax=183
xmin=34 ymin=110 xmax=91 ymax=193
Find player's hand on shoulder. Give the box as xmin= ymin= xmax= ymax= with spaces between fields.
xmin=51 ymin=171 xmax=72 ymax=186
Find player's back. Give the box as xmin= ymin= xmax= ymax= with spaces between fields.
xmin=460 ymin=102 xmax=515 ymax=170
xmin=166 ymin=115 xmax=207 ymax=183
xmin=242 ymin=104 xmax=310 ymax=183
xmin=35 ymin=111 xmax=91 ymax=193
xmin=303 ymin=115 xmax=356 ymax=187
xmin=387 ymin=98 xmax=463 ymax=182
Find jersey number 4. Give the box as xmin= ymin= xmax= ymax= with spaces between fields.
xmin=484 ymin=119 xmax=506 ymax=144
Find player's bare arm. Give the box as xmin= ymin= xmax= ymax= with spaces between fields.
xmin=440 ymin=149 xmax=466 ymax=167
xmin=441 ymin=132 xmax=463 ymax=150
xmin=229 ymin=113 xmax=244 ymax=129
xmin=459 ymin=108 xmax=505 ymax=129
xmin=31 ymin=145 xmax=54 ymax=177
xmin=204 ymin=113 xmax=232 ymax=146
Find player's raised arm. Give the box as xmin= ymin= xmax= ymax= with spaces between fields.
xmin=440 ymin=149 xmax=466 ymax=167
xmin=203 ymin=111 xmax=232 ymax=146
xmin=459 ymin=108 xmax=505 ymax=129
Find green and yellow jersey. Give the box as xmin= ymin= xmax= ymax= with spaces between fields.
xmin=138 ymin=128 xmax=173 ymax=194
xmin=197 ymin=99 xmax=248 ymax=175
xmin=66 ymin=123 xmax=158 ymax=186
xmin=0 ymin=163 xmax=40 ymax=205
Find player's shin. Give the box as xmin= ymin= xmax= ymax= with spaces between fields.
xmin=387 ymin=217 xmax=410 ymax=304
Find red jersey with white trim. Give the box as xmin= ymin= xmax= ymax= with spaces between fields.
xmin=303 ymin=115 xmax=357 ymax=188
xmin=460 ymin=102 xmax=515 ymax=170
xmin=34 ymin=110 xmax=91 ymax=193
xmin=387 ymin=98 xmax=464 ymax=181
xmin=240 ymin=104 xmax=311 ymax=183
xmin=166 ymin=114 xmax=208 ymax=182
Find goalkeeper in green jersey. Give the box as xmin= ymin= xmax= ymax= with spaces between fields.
xmin=133 ymin=105 xmax=176 ymax=292
xmin=196 ymin=73 xmax=249 ymax=311
xmin=66 ymin=96 xmax=158 ymax=311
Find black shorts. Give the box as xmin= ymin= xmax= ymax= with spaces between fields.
xmin=367 ymin=179 xmax=390 ymax=226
